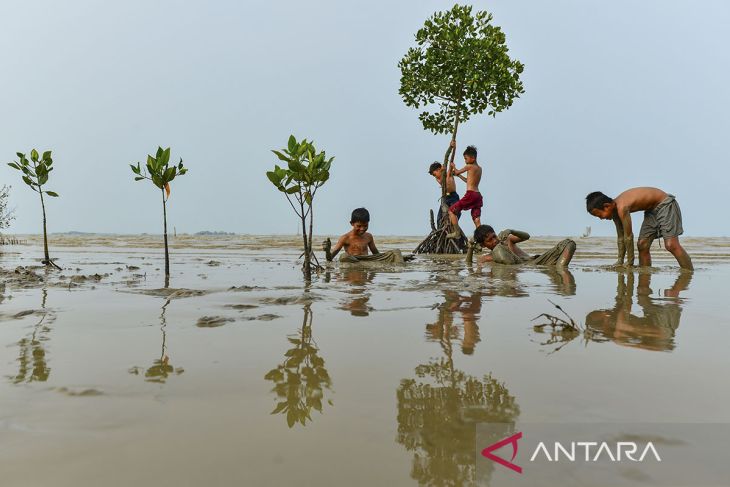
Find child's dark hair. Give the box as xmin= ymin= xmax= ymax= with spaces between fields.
xmin=463 ymin=145 xmax=477 ymax=158
xmin=351 ymin=207 xmax=370 ymax=224
xmin=585 ymin=192 xmax=614 ymax=212
xmin=428 ymin=162 xmax=442 ymax=175
xmin=473 ymin=224 xmax=495 ymax=244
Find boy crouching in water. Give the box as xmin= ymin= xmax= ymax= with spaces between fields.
xmin=585 ymin=187 xmax=692 ymax=270
xmin=323 ymin=208 xmax=404 ymax=264
xmin=468 ymin=225 xmax=576 ymax=267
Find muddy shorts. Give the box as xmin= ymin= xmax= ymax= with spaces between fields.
xmin=449 ymin=190 xmax=483 ymax=220
xmin=638 ymin=195 xmax=684 ymax=240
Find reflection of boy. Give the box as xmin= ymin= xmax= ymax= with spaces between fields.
xmin=470 ymin=225 xmax=576 ymax=267
xmin=585 ymin=187 xmax=692 ymax=270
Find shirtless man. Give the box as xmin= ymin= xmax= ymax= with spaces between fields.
xmin=324 ymin=207 xmax=404 ymax=264
xmin=446 ymin=144 xmax=483 ymax=239
xmin=586 ymin=187 xmax=693 ymax=270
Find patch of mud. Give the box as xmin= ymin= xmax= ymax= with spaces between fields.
xmin=53 ymin=387 xmax=104 ymax=397
xmin=241 ymin=314 xmax=282 ymax=322
xmin=228 ymin=285 xmax=266 ymax=292
xmin=224 ymin=304 xmax=259 ymax=311
xmin=196 ymin=316 xmax=234 ymax=327
xmin=258 ymin=294 xmax=322 ymax=306
xmin=206 ymin=260 xmax=222 ymax=267
xmin=131 ymin=288 xmax=209 ymax=299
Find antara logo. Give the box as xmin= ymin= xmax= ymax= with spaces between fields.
xmin=481 ymin=432 xmax=662 ymax=474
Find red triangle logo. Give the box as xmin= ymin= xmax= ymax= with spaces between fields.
xmin=481 ymin=431 xmax=523 ymax=474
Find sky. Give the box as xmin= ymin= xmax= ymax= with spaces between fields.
xmin=1 ymin=0 xmax=728 ymax=237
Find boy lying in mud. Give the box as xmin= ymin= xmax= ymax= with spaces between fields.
xmin=585 ymin=187 xmax=693 ymax=270
xmin=468 ymin=225 xmax=576 ymax=267
xmin=323 ymin=208 xmax=405 ymax=264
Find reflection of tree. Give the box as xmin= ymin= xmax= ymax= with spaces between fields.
xmin=397 ymin=326 xmax=520 ymax=485
xmin=265 ymin=304 xmax=333 ymax=427
xmin=426 ymin=291 xmax=482 ymax=355
xmin=129 ymin=297 xmax=184 ymax=383
xmin=12 ymin=288 xmax=53 ymax=384
xmin=585 ymin=272 xmax=691 ymax=352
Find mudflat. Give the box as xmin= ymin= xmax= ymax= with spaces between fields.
xmin=1 ymin=234 xmax=729 ymax=486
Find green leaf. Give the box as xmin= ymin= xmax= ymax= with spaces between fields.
xmin=42 ymin=150 xmax=52 ymax=161
xmin=161 ymin=147 xmax=171 ymax=165
xmin=134 ymin=176 xmax=145 ymax=181
xmin=271 ymin=150 xmax=290 ymax=163
xmin=22 ymin=175 xmax=34 ymax=187
xmin=30 ymin=149 xmax=39 ymax=162
xmin=287 ymin=135 xmax=297 ymax=153
xmin=45 ymin=191 xmax=59 ymax=197
xmin=7 ymin=163 xmax=20 ymax=170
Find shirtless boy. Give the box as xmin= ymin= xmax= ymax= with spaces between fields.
xmin=428 ymin=161 xmax=462 ymax=225
xmin=586 ymin=187 xmax=693 ymax=270
xmin=469 ymin=225 xmax=576 ymax=267
xmin=446 ymin=145 xmax=483 ymax=238
xmin=324 ymin=208 xmax=404 ymax=264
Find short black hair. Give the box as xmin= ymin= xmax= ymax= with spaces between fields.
xmin=473 ymin=224 xmax=495 ymax=244
xmin=585 ymin=192 xmax=613 ymax=212
xmin=428 ymin=162 xmax=442 ymax=175
xmin=463 ymin=145 xmax=477 ymax=158
xmin=351 ymin=207 xmax=370 ymax=223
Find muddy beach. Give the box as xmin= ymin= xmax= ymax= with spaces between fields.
xmin=1 ymin=234 xmax=730 ymax=486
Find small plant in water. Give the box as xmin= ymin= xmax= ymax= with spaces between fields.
xmin=7 ymin=150 xmax=60 ymax=268
xmin=130 ymin=147 xmax=188 ymax=284
xmin=266 ymin=135 xmax=333 ymax=281
xmin=532 ymin=300 xmax=584 ymax=354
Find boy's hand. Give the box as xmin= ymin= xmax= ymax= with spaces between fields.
xmin=450 ymin=139 xmax=456 ymax=148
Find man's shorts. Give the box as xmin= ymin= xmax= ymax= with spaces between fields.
xmin=449 ymin=190 xmax=483 ymax=220
xmin=638 ymin=195 xmax=684 ymax=240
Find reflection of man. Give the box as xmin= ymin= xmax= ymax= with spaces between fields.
xmin=585 ymin=272 xmax=691 ymax=352
xmin=426 ymin=291 xmax=482 ymax=354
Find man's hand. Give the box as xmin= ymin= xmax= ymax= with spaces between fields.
xmin=450 ymin=139 xmax=456 ymax=148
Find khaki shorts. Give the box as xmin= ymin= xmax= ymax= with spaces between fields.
xmin=639 ymin=195 xmax=684 ymax=240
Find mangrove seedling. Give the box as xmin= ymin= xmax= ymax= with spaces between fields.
xmin=266 ymin=135 xmax=333 ymax=281
xmin=7 ymin=150 xmax=60 ymax=268
xmin=130 ymin=147 xmax=188 ymax=283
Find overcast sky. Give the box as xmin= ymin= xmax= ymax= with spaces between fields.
xmin=1 ymin=0 xmax=728 ymax=237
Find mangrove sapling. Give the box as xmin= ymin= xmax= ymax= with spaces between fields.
xmin=130 ymin=147 xmax=188 ymax=285
xmin=7 ymin=150 xmax=61 ymax=269
xmin=532 ymin=300 xmax=583 ymax=354
xmin=266 ymin=135 xmax=334 ymax=281
xmin=399 ymin=4 xmax=524 ymax=252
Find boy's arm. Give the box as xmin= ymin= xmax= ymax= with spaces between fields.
xmin=449 ymin=163 xmax=468 ymax=183
xmin=478 ymin=254 xmax=494 ymax=264
xmin=615 ymin=209 xmax=635 ymax=266
xmin=368 ymin=234 xmax=379 ymax=255
xmin=453 ymin=165 xmax=472 ymax=176
xmin=612 ymin=216 xmax=626 ymax=265
xmin=328 ymin=235 xmax=347 ymax=261
xmin=506 ymin=230 xmax=530 ymax=244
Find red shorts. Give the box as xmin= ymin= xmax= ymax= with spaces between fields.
xmin=449 ymin=190 xmax=483 ymax=220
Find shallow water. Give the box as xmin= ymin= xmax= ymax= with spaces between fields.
xmin=1 ymin=235 xmax=729 ymax=486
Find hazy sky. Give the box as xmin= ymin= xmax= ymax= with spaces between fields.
xmin=1 ymin=0 xmax=728 ymax=237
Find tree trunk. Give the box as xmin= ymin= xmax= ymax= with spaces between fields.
xmin=39 ymin=188 xmax=50 ymax=264
xmin=162 ymin=188 xmax=170 ymax=283
xmin=415 ymin=109 xmax=467 ymax=254
xmin=300 ymin=201 xmax=311 ymax=281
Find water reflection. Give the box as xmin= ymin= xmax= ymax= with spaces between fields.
xmin=11 ymin=288 xmax=53 ymax=384
xmin=265 ymin=304 xmax=333 ymax=427
xmin=129 ymin=297 xmax=184 ymax=382
xmin=480 ymin=265 xmax=576 ymax=298
xmin=398 ymin=312 xmax=520 ymax=485
xmin=585 ymin=272 xmax=691 ymax=352
xmin=426 ymin=291 xmax=482 ymax=355
xmin=337 ymin=269 xmax=375 ymax=317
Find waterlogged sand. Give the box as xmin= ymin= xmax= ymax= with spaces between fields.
xmin=1 ymin=234 xmax=730 ymax=486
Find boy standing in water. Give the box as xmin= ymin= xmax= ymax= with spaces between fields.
xmin=585 ymin=187 xmax=693 ymax=270
xmin=446 ymin=145 xmax=483 ymax=238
